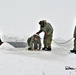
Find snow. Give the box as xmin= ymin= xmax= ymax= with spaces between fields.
xmin=0 ymin=39 xmax=76 ymax=75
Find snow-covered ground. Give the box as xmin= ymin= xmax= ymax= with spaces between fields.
xmin=0 ymin=39 xmax=76 ymax=75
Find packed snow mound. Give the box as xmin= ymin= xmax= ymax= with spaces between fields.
xmin=0 ymin=42 xmax=14 ymax=49
xmin=0 ymin=44 xmax=76 ymax=75
xmin=0 ymin=38 xmax=76 ymax=75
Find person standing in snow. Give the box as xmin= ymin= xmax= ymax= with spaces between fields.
xmin=27 ymin=34 xmax=41 ymax=50
xmin=70 ymin=26 xmax=76 ymax=54
xmin=36 ymin=20 xmax=53 ymax=51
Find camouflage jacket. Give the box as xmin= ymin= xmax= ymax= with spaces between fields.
xmin=29 ymin=35 xmax=41 ymax=49
xmin=39 ymin=22 xmax=53 ymax=35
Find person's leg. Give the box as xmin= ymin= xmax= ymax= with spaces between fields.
xmin=73 ymin=38 xmax=76 ymax=50
xmin=70 ymin=38 xmax=76 ymax=53
xmin=42 ymin=35 xmax=47 ymax=50
xmin=47 ymin=34 xmax=53 ymax=51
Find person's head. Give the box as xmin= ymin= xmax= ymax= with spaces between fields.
xmin=39 ymin=20 xmax=46 ymax=27
xmin=34 ymin=36 xmax=38 ymax=41
xmin=34 ymin=34 xmax=40 ymax=41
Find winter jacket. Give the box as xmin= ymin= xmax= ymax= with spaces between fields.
xmin=28 ymin=35 xmax=41 ymax=49
xmin=37 ymin=21 xmax=53 ymax=35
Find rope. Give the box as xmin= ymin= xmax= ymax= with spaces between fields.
xmin=53 ymin=37 xmax=73 ymax=44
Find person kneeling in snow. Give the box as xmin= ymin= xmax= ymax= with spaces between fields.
xmin=27 ymin=34 xmax=41 ymax=50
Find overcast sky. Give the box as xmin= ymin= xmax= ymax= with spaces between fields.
xmin=0 ymin=0 xmax=76 ymax=39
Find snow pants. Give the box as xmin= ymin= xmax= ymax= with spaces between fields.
xmin=43 ymin=33 xmax=53 ymax=48
xmin=73 ymin=38 xmax=76 ymax=50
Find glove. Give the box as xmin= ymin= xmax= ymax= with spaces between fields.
xmin=36 ymin=30 xmax=43 ymax=34
xmin=36 ymin=32 xmax=39 ymax=35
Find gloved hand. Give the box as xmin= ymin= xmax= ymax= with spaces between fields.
xmin=36 ymin=32 xmax=39 ymax=35
xmin=36 ymin=30 xmax=43 ymax=34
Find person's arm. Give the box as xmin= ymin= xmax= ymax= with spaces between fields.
xmin=38 ymin=39 xmax=41 ymax=50
xmin=39 ymin=42 xmax=41 ymax=50
xmin=36 ymin=30 xmax=43 ymax=34
xmin=30 ymin=37 xmax=34 ymax=49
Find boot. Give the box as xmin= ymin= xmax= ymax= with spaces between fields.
xmin=73 ymin=50 xmax=76 ymax=54
xmin=42 ymin=47 xmax=47 ymax=50
xmin=28 ymin=47 xmax=32 ymax=50
xmin=70 ymin=50 xmax=76 ymax=53
xmin=46 ymin=47 xmax=51 ymax=51
xmin=75 ymin=52 xmax=76 ymax=54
